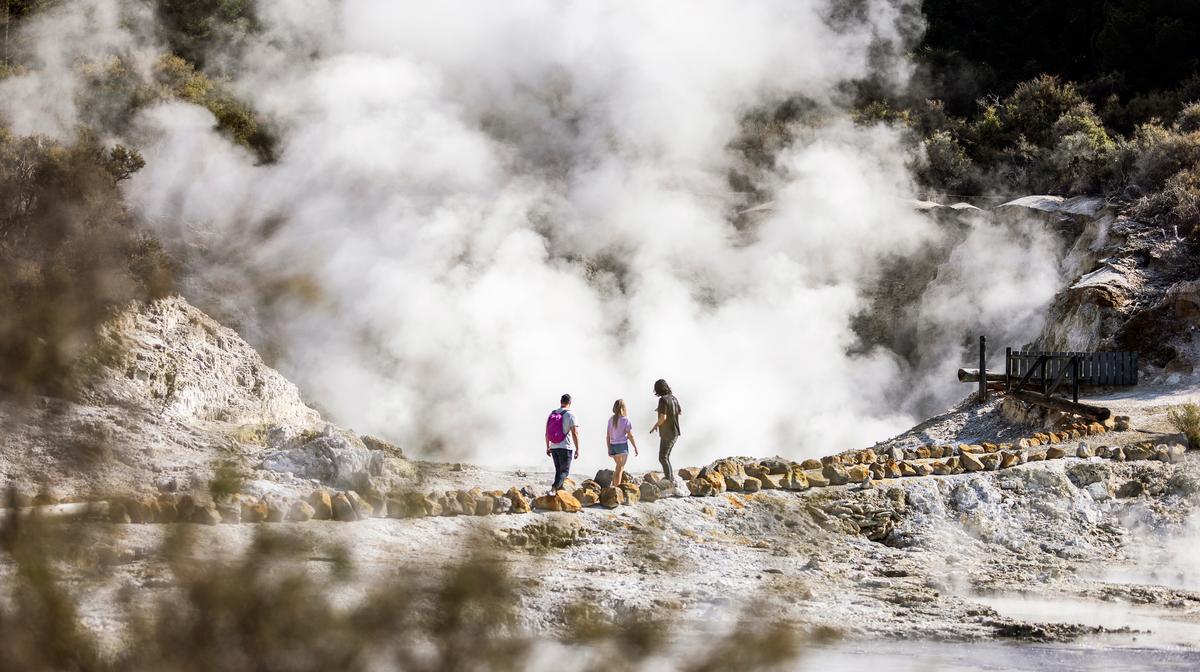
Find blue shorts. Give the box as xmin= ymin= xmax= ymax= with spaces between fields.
xmin=608 ymin=442 xmax=629 ymax=456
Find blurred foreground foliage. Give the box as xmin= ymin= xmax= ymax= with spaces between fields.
xmin=0 ymin=128 xmax=173 ymax=399
xmin=0 ymin=509 xmax=532 ymax=672
xmin=0 ymin=1 xmax=281 ymax=400
xmin=0 ymin=505 xmax=819 ymax=672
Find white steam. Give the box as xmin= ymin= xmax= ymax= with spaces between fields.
xmin=2 ymin=0 xmax=1066 ymax=473
xmin=0 ymin=0 xmax=153 ymax=138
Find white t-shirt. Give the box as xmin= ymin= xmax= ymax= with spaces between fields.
xmin=549 ymin=408 xmax=577 ymax=451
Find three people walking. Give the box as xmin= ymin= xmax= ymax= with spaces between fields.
xmin=544 ymin=380 xmax=679 ymax=492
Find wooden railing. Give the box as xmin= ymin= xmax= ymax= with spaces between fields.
xmin=1006 ymin=349 xmax=1137 ymax=387
xmin=960 ymin=338 xmax=1138 ymax=408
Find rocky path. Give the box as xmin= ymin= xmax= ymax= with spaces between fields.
xmin=6 ymin=385 xmax=1199 ymax=654
xmin=33 ymin=391 xmax=1172 ymax=531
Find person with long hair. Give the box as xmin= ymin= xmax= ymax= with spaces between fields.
xmin=606 ymin=398 xmax=639 ymax=486
xmin=650 ymin=378 xmax=682 ymax=484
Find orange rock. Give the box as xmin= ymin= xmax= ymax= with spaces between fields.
xmin=308 ymin=491 xmax=333 ymax=520
xmin=556 ymin=490 xmax=582 ymax=512
xmin=241 ymin=498 xmax=269 ymax=523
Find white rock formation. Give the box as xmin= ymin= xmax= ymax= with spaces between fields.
xmin=86 ymin=296 xmax=321 ymax=428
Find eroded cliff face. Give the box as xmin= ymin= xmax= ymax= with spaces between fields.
xmin=1004 ymin=196 xmax=1128 ymax=353
xmin=1025 ymin=199 xmax=1200 ymax=376
xmin=85 ymin=296 xmax=322 ymax=428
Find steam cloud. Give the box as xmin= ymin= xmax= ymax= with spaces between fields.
xmin=3 ymin=0 xmax=1065 ymax=472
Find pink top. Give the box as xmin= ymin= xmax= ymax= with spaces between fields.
xmin=607 ymin=416 xmax=632 ymax=445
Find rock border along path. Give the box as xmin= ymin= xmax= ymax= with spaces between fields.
xmin=7 ymin=410 xmax=1190 ymax=529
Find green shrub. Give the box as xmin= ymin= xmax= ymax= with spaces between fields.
xmin=969 ymin=104 xmax=1009 ymax=160
xmin=1002 ymin=75 xmax=1085 ymax=147
xmin=1167 ymin=402 xmax=1200 ymax=449
xmin=65 ymin=53 xmax=275 ymax=162
xmin=853 ymin=100 xmax=908 ymax=126
xmin=1176 ymin=101 xmax=1200 ymax=134
xmin=1114 ymin=121 xmax=1200 ymax=193
xmin=918 ymin=130 xmax=978 ymax=195
xmin=152 ymin=55 xmax=277 ymax=163
xmin=1046 ymin=104 xmax=1117 ymax=192
xmin=1050 ymin=103 xmax=1111 ymax=144
xmin=153 ymin=0 xmax=259 ymax=72
xmin=1130 ymin=167 xmax=1200 ymax=234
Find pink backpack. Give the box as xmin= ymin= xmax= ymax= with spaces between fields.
xmin=546 ymin=409 xmax=567 ymax=443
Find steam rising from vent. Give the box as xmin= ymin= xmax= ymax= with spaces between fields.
xmin=2 ymin=1 xmax=1066 ymax=470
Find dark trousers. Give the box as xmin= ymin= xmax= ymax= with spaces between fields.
xmin=659 ymin=434 xmax=678 ymax=482
xmin=550 ymin=449 xmax=573 ymax=491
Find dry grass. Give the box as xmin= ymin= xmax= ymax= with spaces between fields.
xmin=1167 ymin=402 xmax=1200 ymax=449
xmin=0 ymin=503 xmax=825 ymax=671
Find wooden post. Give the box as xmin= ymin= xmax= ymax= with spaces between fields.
xmin=978 ymin=335 xmax=987 ymax=403
xmin=1005 ymin=347 xmax=1012 ymax=392
xmin=1072 ymin=356 xmax=1079 ymax=403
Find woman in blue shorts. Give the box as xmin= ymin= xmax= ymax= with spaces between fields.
xmin=606 ymin=399 xmax=639 ymax=487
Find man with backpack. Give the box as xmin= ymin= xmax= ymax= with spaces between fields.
xmin=650 ymin=379 xmax=682 ymax=485
xmin=545 ymin=393 xmax=581 ymax=493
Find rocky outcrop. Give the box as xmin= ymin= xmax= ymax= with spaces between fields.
xmin=87 ymin=296 xmax=321 ymax=427
xmin=1040 ymin=262 xmax=1142 ymax=352
xmin=1024 ymin=198 xmax=1200 ymax=372
xmin=1166 ymin=280 xmax=1200 ymax=327
xmin=260 ymin=425 xmax=384 ymax=489
xmin=0 ymin=295 xmax=378 ymax=499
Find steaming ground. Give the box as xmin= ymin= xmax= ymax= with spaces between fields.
xmin=28 ymin=381 xmax=1197 ymax=670
xmin=0 ymin=292 xmax=1195 ymax=666
xmin=0 ymin=0 xmax=1069 ymax=469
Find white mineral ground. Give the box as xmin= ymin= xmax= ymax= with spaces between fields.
xmin=16 ymin=379 xmax=1193 ymax=671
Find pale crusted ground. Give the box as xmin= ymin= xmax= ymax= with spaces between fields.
xmin=47 ymin=380 xmax=1200 ymax=669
